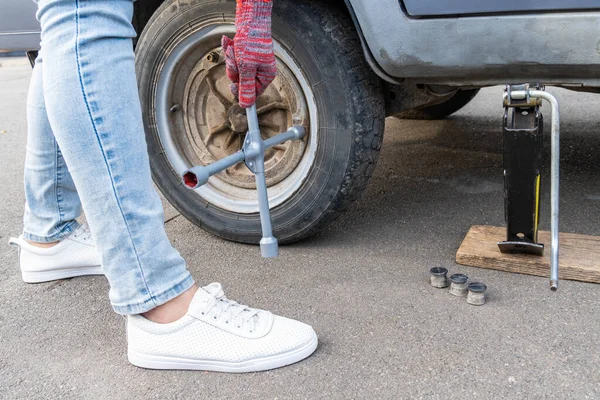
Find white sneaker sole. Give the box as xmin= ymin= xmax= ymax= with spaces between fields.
xmin=21 ymin=266 xmax=104 ymax=283
xmin=128 ymin=332 xmax=318 ymax=373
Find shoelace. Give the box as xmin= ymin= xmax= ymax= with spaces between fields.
xmin=71 ymin=224 xmax=92 ymax=242
xmin=202 ymin=293 xmax=261 ymax=332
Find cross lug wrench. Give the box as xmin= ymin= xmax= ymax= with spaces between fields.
xmin=182 ymin=104 xmax=306 ymax=258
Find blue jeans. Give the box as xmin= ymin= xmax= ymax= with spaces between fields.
xmin=24 ymin=0 xmax=195 ymax=314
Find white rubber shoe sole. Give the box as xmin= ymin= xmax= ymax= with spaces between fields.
xmin=21 ymin=265 xmax=104 ymax=284
xmin=128 ymin=332 xmax=318 ymax=373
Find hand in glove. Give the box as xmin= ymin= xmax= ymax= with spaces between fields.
xmin=222 ymin=0 xmax=276 ymax=108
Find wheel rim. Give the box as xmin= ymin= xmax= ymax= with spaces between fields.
xmin=155 ymin=23 xmax=318 ymax=214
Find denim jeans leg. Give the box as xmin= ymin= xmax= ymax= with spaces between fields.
xmin=23 ymin=48 xmax=81 ymax=243
xmin=36 ymin=0 xmax=194 ymax=314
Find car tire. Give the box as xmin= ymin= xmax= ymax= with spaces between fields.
xmin=135 ymin=0 xmax=384 ymax=244
xmin=397 ymin=89 xmax=479 ymax=120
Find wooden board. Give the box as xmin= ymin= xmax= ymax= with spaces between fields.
xmin=456 ymin=225 xmax=600 ymax=284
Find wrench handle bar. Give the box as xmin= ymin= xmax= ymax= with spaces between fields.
xmin=245 ymin=104 xmax=277 ymax=257
xmin=182 ymin=125 xmax=305 ymax=189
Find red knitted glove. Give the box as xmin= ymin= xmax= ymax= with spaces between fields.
xmin=222 ymin=0 xmax=276 ymax=108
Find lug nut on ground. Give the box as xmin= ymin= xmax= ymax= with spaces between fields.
xmin=449 ymin=273 xmax=469 ymax=296
xmin=429 ymin=267 xmax=449 ymax=288
xmin=467 ymin=282 xmax=487 ymax=305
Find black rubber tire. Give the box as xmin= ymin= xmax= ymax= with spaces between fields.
xmin=135 ymin=0 xmax=384 ymax=244
xmin=397 ymin=89 xmax=480 ymax=120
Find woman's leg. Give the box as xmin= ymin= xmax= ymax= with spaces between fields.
xmin=36 ymin=0 xmax=194 ymax=315
xmin=23 ymin=48 xmax=82 ymax=244
xmin=11 ymin=45 xmax=102 ymax=283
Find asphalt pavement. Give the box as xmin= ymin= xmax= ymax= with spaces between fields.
xmin=1 ymin=60 xmax=599 ymax=399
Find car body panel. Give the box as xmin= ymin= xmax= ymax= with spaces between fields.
xmin=3 ymin=0 xmax=600 ymax=88
xmin=349 ymin=0 xmax=600 ymax=86
xmin=403 ymin=0 xmax=600 ymax=17
xmin=0 ymin=0 xmax=40 ymax=51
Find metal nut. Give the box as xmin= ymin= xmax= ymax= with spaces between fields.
xmin=429 ymin=267 xmax=449 ymax=288
xmin=206 ymin=52 xmax=219 ymax=63
xmin=449 ymin=273 xmax=469 ymax=297
xmin=467 ymin=282 xmax=487 ymax=305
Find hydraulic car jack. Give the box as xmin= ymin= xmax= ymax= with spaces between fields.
xmin=182 ymin=104 xmax=305 ymax=258
xmin=499 ymin=84 xmax=561 ymax=290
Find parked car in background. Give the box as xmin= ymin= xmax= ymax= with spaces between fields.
xmin=2 ymin=0 xmax=600 ymax=245
xmin=0 ymin=0 xmax=39 ymax=51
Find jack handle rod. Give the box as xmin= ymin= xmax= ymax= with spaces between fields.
xmin=508 ymin=89 xmax=560 ymax=291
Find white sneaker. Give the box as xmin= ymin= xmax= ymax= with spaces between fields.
xmin=127 ymin=283 xmax=318 ymax=373
xmin=8 ymin=224 xmax=103 ymax=283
